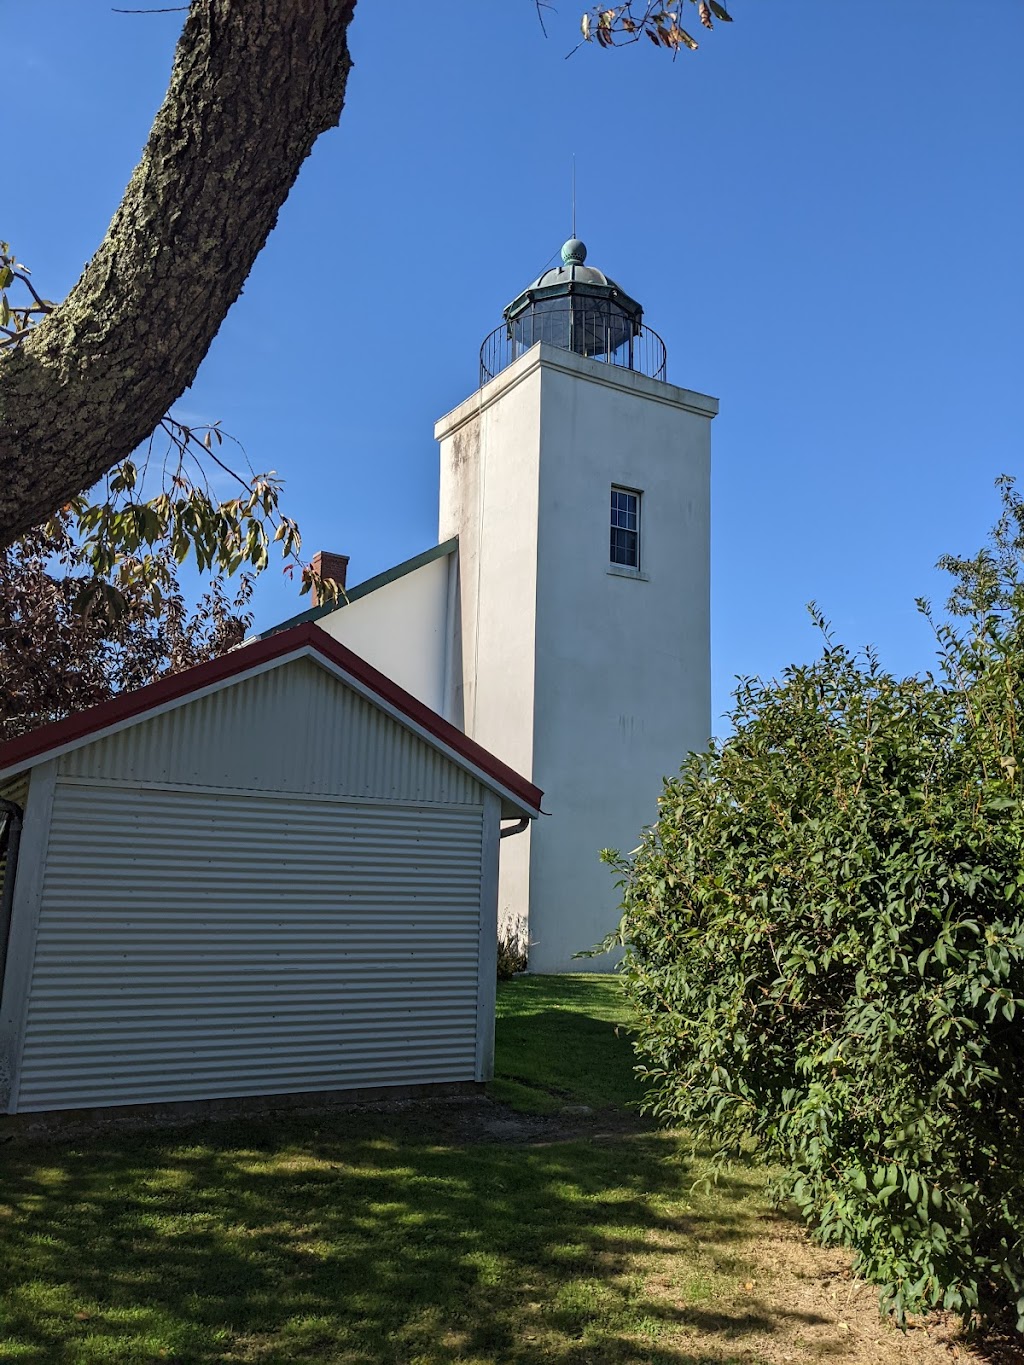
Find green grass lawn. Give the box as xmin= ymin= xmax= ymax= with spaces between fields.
xmin=0 ymin=976 xmax=929 ymax=1365
xmin=492 ymin=972 xmax=643 ymax=1114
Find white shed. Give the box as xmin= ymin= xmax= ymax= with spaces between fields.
xmin=0 ymin=623 xmax=542 ymax=1115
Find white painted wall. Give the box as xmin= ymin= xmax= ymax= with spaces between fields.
xmin=531 ymin=352 xmax=714 ymax=971
xmin=315 ymin=553 xmax=453 ymax=715
xmin=437 ymin=355 xmax=542 ymax=950
xmin=437 ymin=344 xmax=716 ymax=973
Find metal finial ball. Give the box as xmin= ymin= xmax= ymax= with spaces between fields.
xmin=561 ymin=238 xmax=587 ymax=266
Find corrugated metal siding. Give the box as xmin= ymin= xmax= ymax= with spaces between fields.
xmin=16 ymin=783 xmax=485 ymax=1111
xmin=59 ymin=657 xmax=485 ymax=806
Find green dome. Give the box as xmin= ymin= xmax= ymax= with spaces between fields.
xmin=479 ymin=232 xmax=667 ymax=384
xmin=504 ymin=236 xmax=643 ymax=324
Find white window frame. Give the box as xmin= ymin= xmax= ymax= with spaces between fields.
xmin=609 ymin=485 xmax=643 ymax=576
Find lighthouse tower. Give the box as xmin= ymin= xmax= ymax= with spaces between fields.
xmin=435 ymin=238 xmax=717 ymax=973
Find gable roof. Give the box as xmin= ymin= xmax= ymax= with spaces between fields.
xmin=0 ymin=622 xmax=542 ymax=819
xmin=261 ymin=538 xmax=458 ymax=638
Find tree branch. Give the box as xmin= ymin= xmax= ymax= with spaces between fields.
xmin=0 ymin=0 xmax=357 ymax=548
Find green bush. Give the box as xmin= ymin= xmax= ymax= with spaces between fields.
xmin=605 ymin=480 xmax=1024 ymax=1330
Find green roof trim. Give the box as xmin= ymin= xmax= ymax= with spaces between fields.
xmin=259 ymin=537 xmax=459 ymax=639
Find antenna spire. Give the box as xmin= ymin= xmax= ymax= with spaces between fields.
xmin=571 ymin=154 xmax=576 ymax=238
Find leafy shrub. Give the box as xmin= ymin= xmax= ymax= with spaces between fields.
xmin=497 ymin=916 xmax=529 ymax=980
xmin=605 ymin=480 xmax=1024 ymax=1330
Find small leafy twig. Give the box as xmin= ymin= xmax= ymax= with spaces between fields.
xmin=574 ymin=0 xmax=731 ymax=58
xmin=0 ymin=242 xmax=58 ymax=348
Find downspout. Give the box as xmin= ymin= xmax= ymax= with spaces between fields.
xmin=500 ymin=818 xmax=530 ymax=839
xmin=0 ymin=797 xmax=24 ymax=1006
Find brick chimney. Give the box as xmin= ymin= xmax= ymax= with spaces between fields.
xmin=310 ymin=550 xmax=349 ymax=607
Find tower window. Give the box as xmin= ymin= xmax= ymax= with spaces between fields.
xmin=610 ymin=487 xmax=640 ymax=568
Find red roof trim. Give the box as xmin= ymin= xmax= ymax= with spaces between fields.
xmin=0 ymin=623 xmax=543 ymax=815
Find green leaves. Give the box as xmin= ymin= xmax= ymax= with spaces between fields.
xmin=52 ymin=413 xmax=321 ymax=621
xmin=612 ymin=480 xmax=1024 ymax=1334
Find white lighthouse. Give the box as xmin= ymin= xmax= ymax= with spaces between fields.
xmin=267 ymin=235 xmax=717 ymax=973
xmin=435 ymin=238 xmax=717 ymax=972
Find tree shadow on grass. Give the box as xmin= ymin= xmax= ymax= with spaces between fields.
xmin=0 ymin=1107 xmax=812 ymax=1365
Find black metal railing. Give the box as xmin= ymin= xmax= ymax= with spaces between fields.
xmin=480 ymin=307 xmax=667 ymax=385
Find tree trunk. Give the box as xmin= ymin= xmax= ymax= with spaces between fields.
xmin=0 ymin=0 xmax=357 ymax=547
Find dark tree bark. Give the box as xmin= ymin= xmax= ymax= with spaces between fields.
xmin=0 ymin=0 xmax=357 ymax=548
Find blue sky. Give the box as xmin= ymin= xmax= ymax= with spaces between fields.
xmin=6 ymin=2 xmax=1023 ymax=733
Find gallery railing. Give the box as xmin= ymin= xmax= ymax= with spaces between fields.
xmin=480 ymin=308 xmax=668 ymax=385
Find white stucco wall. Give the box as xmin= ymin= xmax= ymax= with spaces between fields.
xmin=315 ymin=552 xmax=453 ymax=716
xmin=437 ymin=344 xmax=716 ymax=973
xmin=530 ymin=352 xmax=714 ymax=971
xmin=437 ymin=356 xmax=542 ymax=943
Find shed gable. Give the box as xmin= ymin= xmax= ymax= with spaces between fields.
xmin=58 ymin=657 xmax=486 ymax=806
